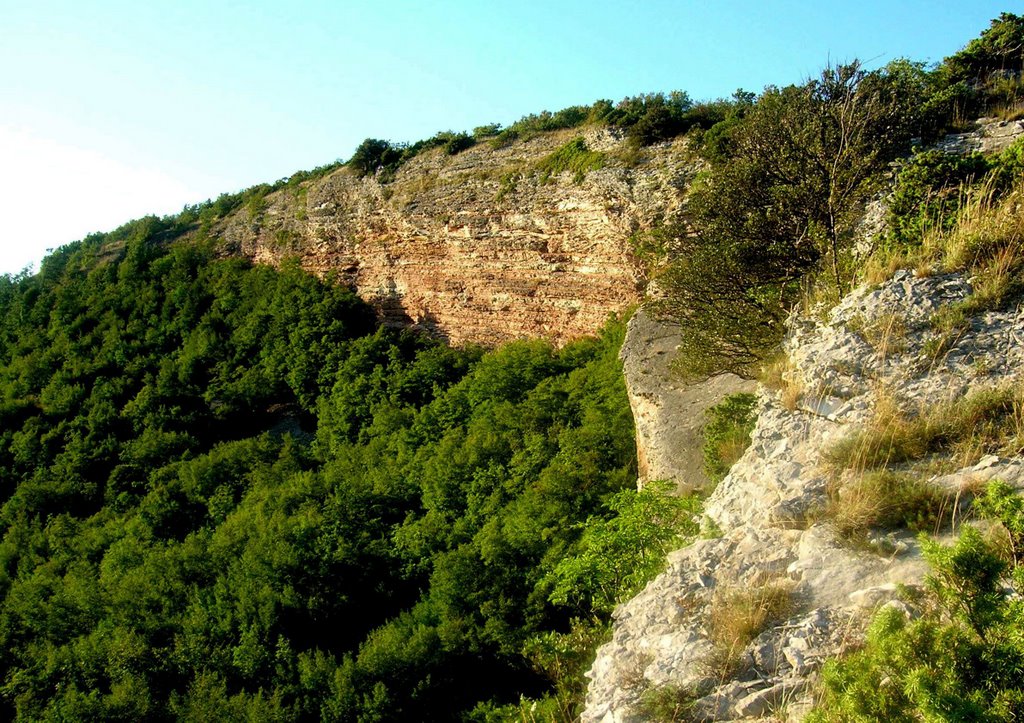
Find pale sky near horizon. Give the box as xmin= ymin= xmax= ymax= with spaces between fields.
xmin=1 ymin=0 xmax=1020 ymax=275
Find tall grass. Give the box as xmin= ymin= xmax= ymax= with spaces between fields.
xmin=864 ymin=175 xmax=1024 ymax=306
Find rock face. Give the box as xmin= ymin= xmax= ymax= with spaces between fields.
xmin=584 ymin=270 xmax=1024 ymax=722
xmin=933 ymin=117 xmax=1024 ymax=155
xmin=211 ymin=128 xmax=696 ymax=347
xmin=620 ymin=309 xmax=755 ymax=492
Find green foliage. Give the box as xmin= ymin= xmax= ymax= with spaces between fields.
xmin=976 ymin=480 xmax=1024 ymax=563
xmin=886 ymin=149 xmax=991 ymax=247
xmin=809 ymin=492 xmax=1024 ymax=722
xmin=546 ymin=481 xmax=700 ymax=615
xmin=883 ymin=136 xmax=1024 ymax=256
xmin=535 ymin=137 xmax=606 ymax=184
xmin=702 ymin=392 xmax=757 ymax=484
xmin=0 ymin=243 xmax=649 ymax=719
xmin=489 ymin=105 xmax=596 ymax=148
xmin=348 ymin=138 xmax=405 ymax=178
xmin=945 ymin=13 xmax=1024 ymax=84
xmin=516 ymin=620 xmax=611 ymax=721
xmin=347 ymin=131 xmax=477 ymax=181
xmin=636 ymin=683 xmax=698 ymax=722
xmin=656 ymin=60 xmax=971 ymax=378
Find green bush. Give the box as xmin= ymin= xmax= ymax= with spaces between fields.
xmin=885 ymin=149 xmax=991 ymax=247
xmin=809 ymin=487 xmax=1024 ymax=721
xmin=702 ymin=392 xmax=757 ymax=484
xmin=545 ymin=480 xmax=701 ymax=615
xmin=348 ymin=137 xmax=405 ymax=177
xmin=535 ymin=137 xmax=606 ymax=184
xmin=656 ymin=61 xmax=958 ymax=378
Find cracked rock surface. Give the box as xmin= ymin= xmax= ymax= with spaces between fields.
xmin=585 ymin=270 xmax=1024 ymax=721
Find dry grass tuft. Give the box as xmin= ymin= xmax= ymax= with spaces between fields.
xmin=862 ymin=177 xmax=1024 ymax=311
xmin=760 ymin=352 xmax=804 ymax=411
xmin=823 ymin=384 xmax=1024 ymax=543
xmin=849 ymin=311 xmax=909 ymax=358
xmin=826 ymin=385 xmax=1024 ymax=474
xmin=827 ymin=470 xmax=956 ymax=540
xmin=706 ymin=580 xmax=794 ymax=679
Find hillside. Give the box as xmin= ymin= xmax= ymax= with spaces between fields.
xmin=3 ymin=11 xmax=1024 ymax=723
xmin=205 ymin=126 xmax=691 ymax=346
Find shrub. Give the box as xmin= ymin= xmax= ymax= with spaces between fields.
xmin=490 ymin=105 xmax=594 ymax=148
xmin=657 ymin=61 xmax=930 ymax=378
xmin=546 ymin=480 xmax=701 ymax=615
xmin=535 ymin=137 xmax=605 ymax=184
xmin=885 ymin=149 xmax=992 ymax=248
xmin=809 ymin=499 xmax=1024 ymax=722
xmin=701 ymin=393 xmax=757 ymax=484
xmin=636 ymin=683 xmax=699 ymax=722
xmin=348 ymin=138 xmax=404 ymax=177
xmin=944 ymin=13 xmax=1024 ymax=85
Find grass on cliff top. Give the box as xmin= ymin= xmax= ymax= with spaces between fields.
xmin=823 ymin=384 xmax=1024 ymax=541
xmin=864 ymin=175 xmax=1024 ymax=312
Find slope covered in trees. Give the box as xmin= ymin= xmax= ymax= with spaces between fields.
xmin=0 ymin=226 xmax=701 ymax=721
xmin=3 ymin=12 xmax=1024 ymax=723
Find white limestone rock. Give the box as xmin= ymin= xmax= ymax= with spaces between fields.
xmin=585 ymin=268 xmax=1024 ymax=721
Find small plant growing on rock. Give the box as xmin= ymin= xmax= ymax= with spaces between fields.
xmin=826 ymin=385 xmax=1023 ymax=474
xmin=636 ymin=683 xmax=700 ymax=722
xmin=534 ymin=137 xmax=605 ymax=185
xmin=824 ymin=384 xmax=1024 ymax=545
xmin=706 ymin=580 xmax=795 ymax=679
xmin=826 ymin=470 xmax=956 ymax=541
xmin=848 ymin=311 xmax=910 ymax=358
xmin=760 ymin=351 xmax=804 ymax=411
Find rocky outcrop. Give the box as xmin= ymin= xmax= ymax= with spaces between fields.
xmin=211 ymin=128 xmax=697 ymax=346
xmin=933 ymin=117 xmax=1024 ymax=155
xmin=620 ymin=309 xmax=755 ymax=492
xmin=584 ymin=270 xmax=1024 ymax=722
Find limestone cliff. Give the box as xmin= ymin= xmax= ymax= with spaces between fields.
xmin=209 ymin=128 xmax=696 ymax=347
xmin=584 ymin=270 xmax=1024 ymax=721
xmin=619 ymin=309 xmax=755 ymax=492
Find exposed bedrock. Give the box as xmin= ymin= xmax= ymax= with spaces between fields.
xmin=212 ymin=128 xmax=698 ymax=347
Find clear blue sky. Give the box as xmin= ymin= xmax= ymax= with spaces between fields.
xmin=1 ymin=0 xmax=1020 ymax=274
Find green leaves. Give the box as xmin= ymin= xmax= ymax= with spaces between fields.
xmin=0 ymin=236 xmax=642 ymax=720
xmin=811 ymin=482 xmax=1024 ymax=722
xmin=546 ymin=481 xmax=700 ymax=615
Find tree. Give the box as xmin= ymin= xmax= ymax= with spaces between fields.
xmin=656 ymin=62 xmax=928 ymax=378
xmin=347 ymin=138 xmax=403 ymax=178
xmin=945 ymin=12 xmax=1024 ymax=83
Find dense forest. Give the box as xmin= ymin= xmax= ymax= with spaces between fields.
xmin=0 ymin=228 xmax=703 ymax=720
xmin=3 ymin=11 xmax=1024 ymax=723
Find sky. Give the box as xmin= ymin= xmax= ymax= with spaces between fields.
xmin=1 ymin=0 xmax=1020 ymax=275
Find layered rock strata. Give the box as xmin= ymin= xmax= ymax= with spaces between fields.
xmin=585 ymin=270 xmax=1024 ymax=721
xmin=213 ymin=128 xmax=696 ymax=346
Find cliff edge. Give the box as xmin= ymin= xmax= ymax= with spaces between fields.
xmin=585 ymin=269 xmax=1024 ymax=721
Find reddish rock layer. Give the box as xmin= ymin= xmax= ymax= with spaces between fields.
xmin=214 ymin=128 xmax=694 ymax=346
